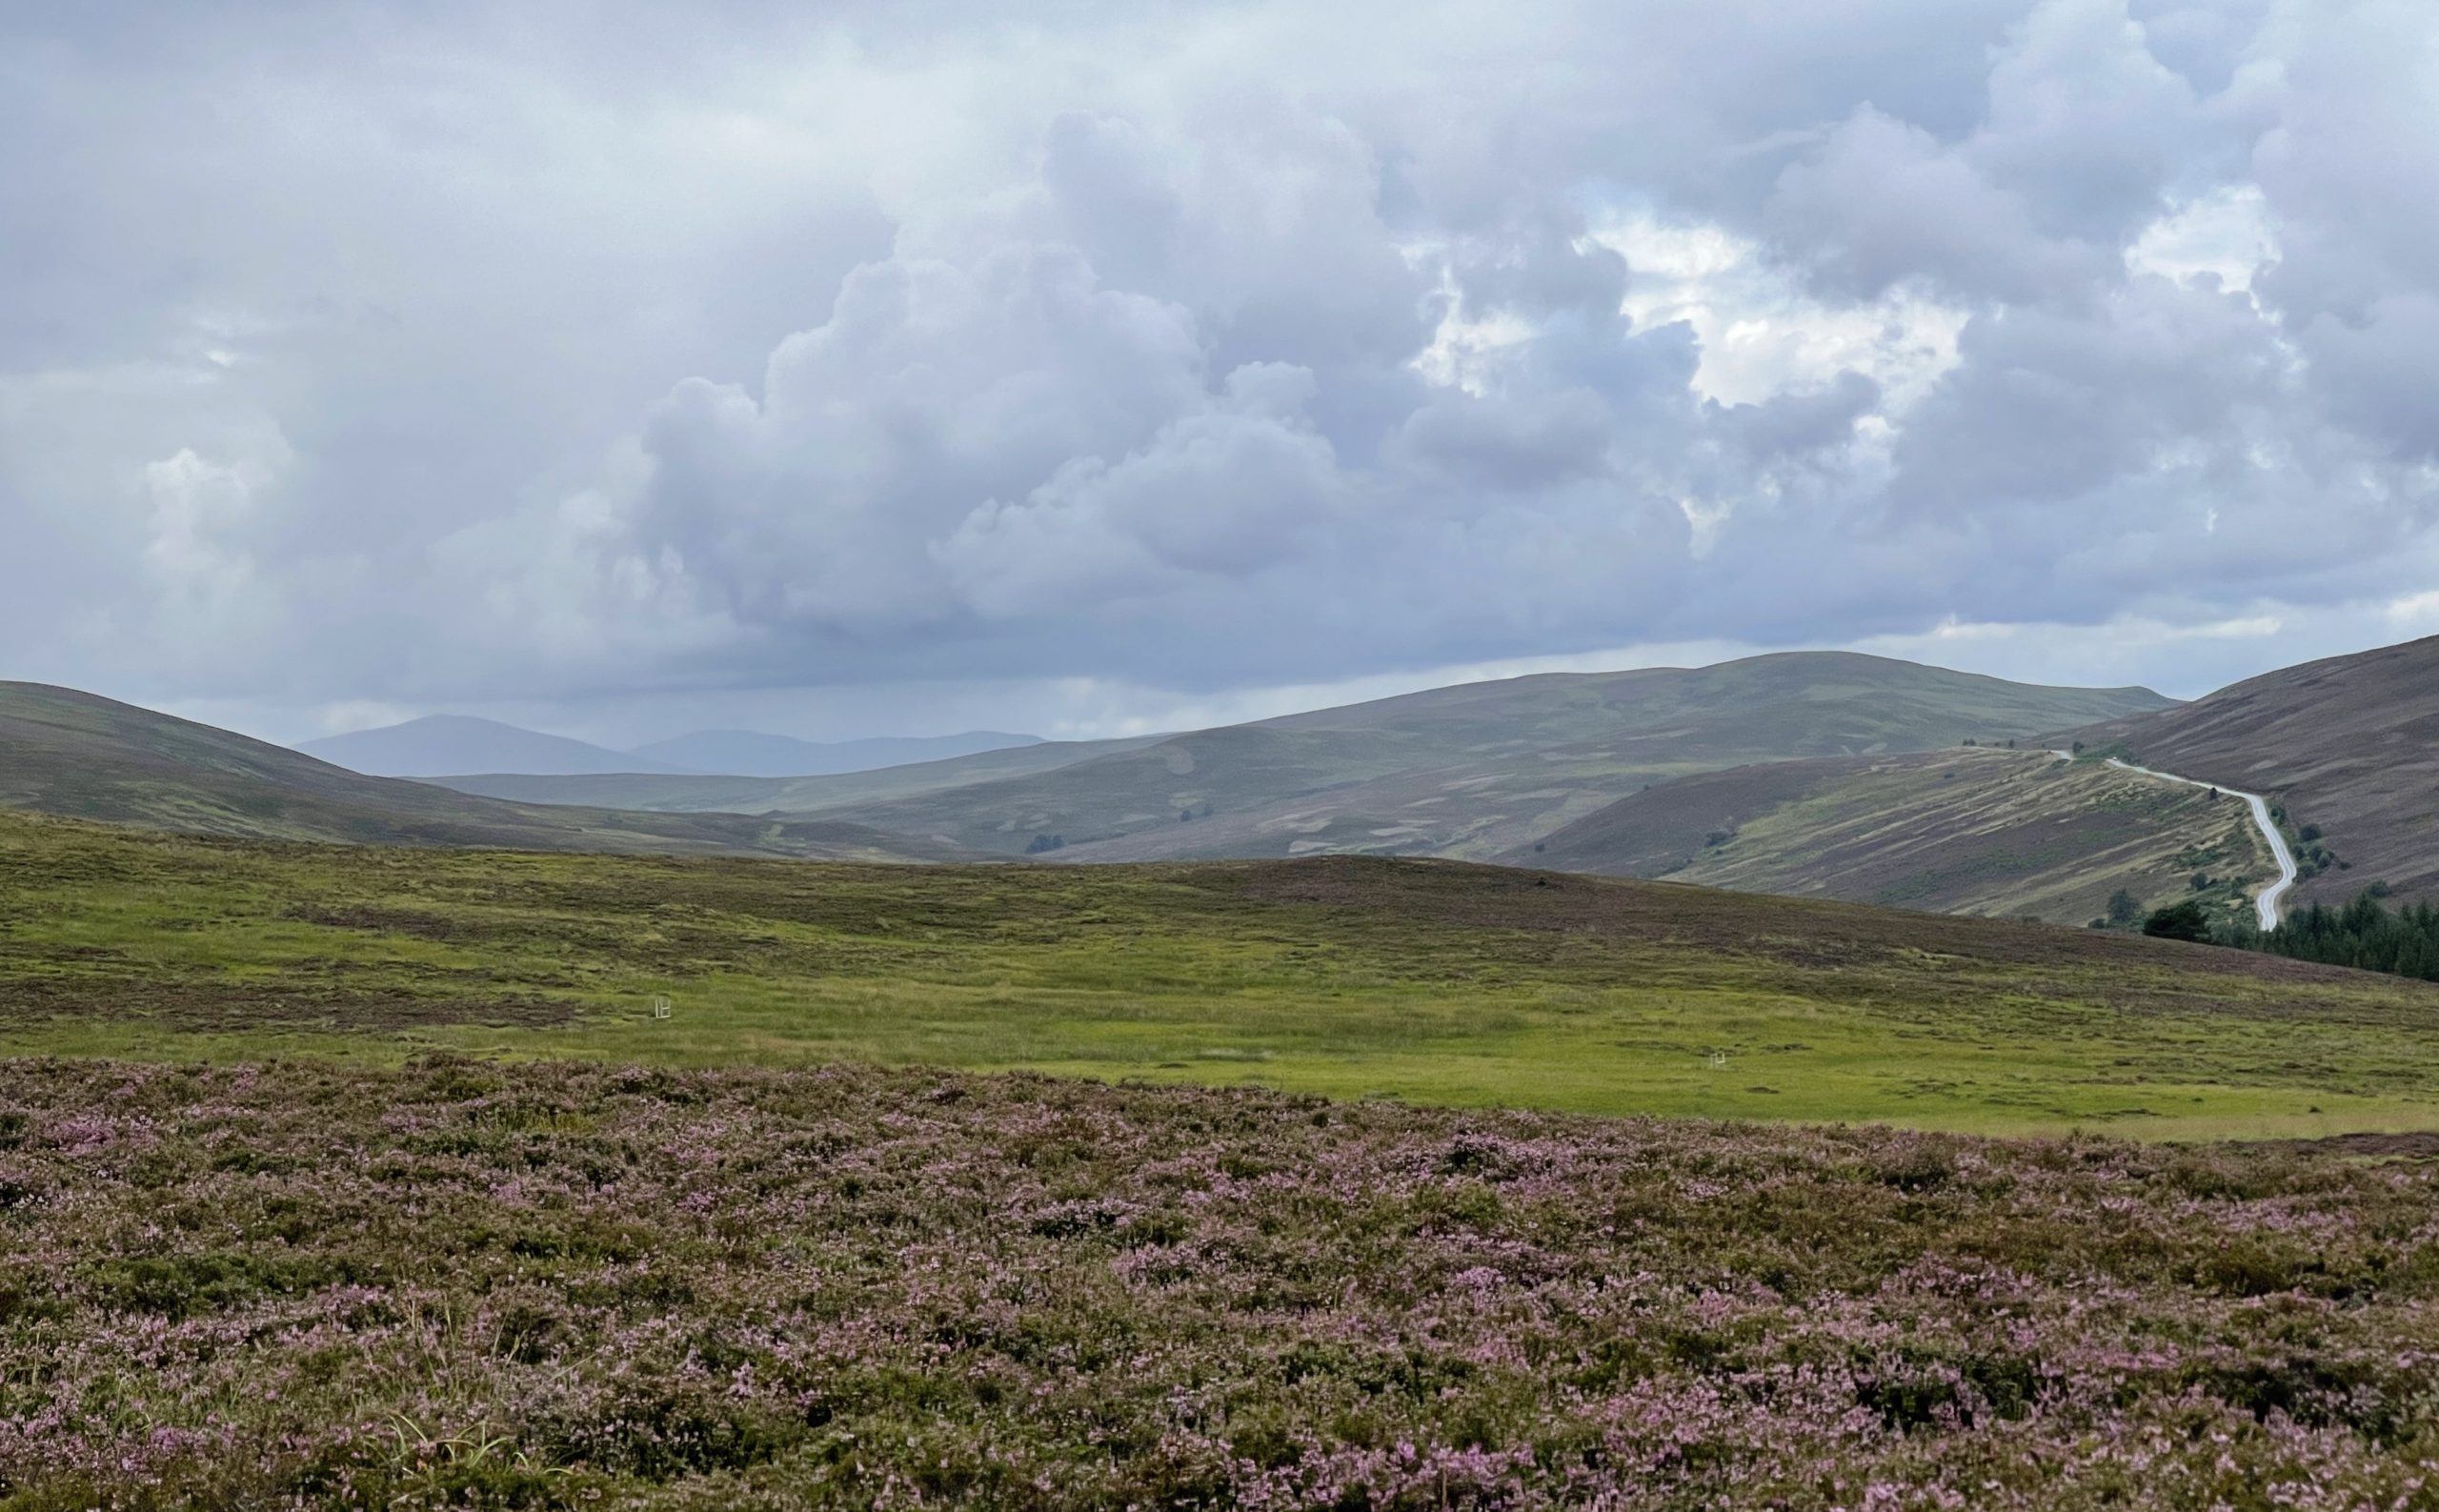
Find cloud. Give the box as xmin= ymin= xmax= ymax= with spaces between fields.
xmin=1768 ymin=107 xmax=2108 ymax=305
xmin=3 ymin=0 xmax=2438 ymax=734
xmin=435 ymin=100 xmax=1726 ymax=690
xmin=937 ymin=363 xmax=1355 ymax=615
xmin=144 ymin=449 xmax=266 ymax=608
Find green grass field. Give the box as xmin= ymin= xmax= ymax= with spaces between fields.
xmin=8 ymin=810 xmax=2439 ymax=1140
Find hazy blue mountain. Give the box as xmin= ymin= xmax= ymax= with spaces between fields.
xmin=297 ymin=716 xmax=697 ymax=777
xmin=626 ymin=729 xmax=1043 ymax=778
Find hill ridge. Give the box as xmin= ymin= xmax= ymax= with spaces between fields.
xmin=0 ymin=682 xmax=966 ymax=861
xmin=804 ymin=651 xmax=2179 ymax=860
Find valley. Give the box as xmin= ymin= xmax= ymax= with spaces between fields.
xmin=21 ymin=638 xmax=2439 ymax=938
xmin=17 ymin=15 xmax=2434 ymax=1503
xmin=5 ymin=647 xmax=2438 ymax=1511
xmin=436 ymin=652 xmax=2177 ymax=871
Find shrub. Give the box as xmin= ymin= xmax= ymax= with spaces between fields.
xmin=2142 ymin=900 xmax=2213 ymax=942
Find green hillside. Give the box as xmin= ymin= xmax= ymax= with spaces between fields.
xmin=0 ymin=682 xmax=965 ymax=861
xmin=7 ymin=808 xmax=2434 ymax=1139
xmin=1519 ymin=746 xmax=2275 ymax=927
xmin=1256 ymin=648 xmax=2170 ymax=747
xmin=807 ymin=653 xmax=2177 ymax=859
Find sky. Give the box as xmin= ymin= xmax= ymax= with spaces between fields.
xmin=5 ymin=0 xmax=2437 ymax=748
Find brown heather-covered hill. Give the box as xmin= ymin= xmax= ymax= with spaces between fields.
xmin=2066 ymin=635 xmax=2439 ymax=905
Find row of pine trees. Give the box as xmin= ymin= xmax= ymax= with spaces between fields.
xmin=2220 ymin=891 xmax=2439 ymax=981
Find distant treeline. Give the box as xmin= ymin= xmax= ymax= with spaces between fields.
xmin=2218 ymin=889 xmax=2439 ymax=981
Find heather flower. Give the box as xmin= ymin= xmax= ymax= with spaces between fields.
xmin=0 ymin=1057 xmax=2428 ymax=1508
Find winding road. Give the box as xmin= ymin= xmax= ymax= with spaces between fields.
xmin=2092 ymin=756 xmax=2297 ymax=930
xmin=2046 ymin=750 xmax=2297 ymax=929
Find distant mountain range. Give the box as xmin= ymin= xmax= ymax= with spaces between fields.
xmin=28 ymin=637 xmax=2439 ymax=926
xmin=439 ymin=651 xmax=2175 ymax=871
xmin=295 ymin=716 xmax=1042 ymax=779
xmin=297 ymin=716 xmax=693 ymax=777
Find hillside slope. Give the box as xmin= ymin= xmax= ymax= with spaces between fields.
xmin=0 ymin=683 xmax=966 ymax=861
xmin=817 ymin=652 xmax=2175 ymax=859
xmin=1256 ymin=649 xmax=2168 ymax=747
xmin=2066 ymin=635 xmax=2439 ymax=905
xmin=434 ymin=733 xmax=1168 ymax=813
xmin=1511 ymin=747 xmax=2273 ymax=926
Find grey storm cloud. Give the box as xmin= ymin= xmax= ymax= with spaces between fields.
xmin=3 ymin=0 xmax=2437 ymax=725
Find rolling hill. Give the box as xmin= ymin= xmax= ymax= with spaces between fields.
xmin=1510 ymin=746 xmax=2275 ymax=926
xmin=434 ymin=655 xmax=2171 ymax=863
xmin=12 ymin=804 xmax=2439 ymax=1502
xmin=2066 ymin=635 xmax=2439 ymax=905
xmin=793 ymin=652 xmax=2178 ymax=859
xmin=434 ymin=733 xmax=1170 ymax=814
xmin=0 ymin=682 xmax=968 ymax=861
xmin=297 ymin=715 xmax=698 ymax=777
xmin=0 ymin=652 xmax=2183 ymax=887
xmin=306 ymin=716 xmax=1047 ymax=781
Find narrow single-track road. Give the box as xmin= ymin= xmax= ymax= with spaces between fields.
xmin=2046 ymin=750 xmax=2299 ymax=929
xmin=2105 ymin=757 xmax=2298 ymax=930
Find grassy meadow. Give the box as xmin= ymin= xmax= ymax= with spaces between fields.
xmin=6 ymin=811 xmax=2439 ymax=1139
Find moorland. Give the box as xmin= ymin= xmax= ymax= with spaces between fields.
xmin=8 ymin=644 xmax=2439 ymax=1509
xmin=3 ymin=1056 xmax=2431 ymax=1509
xmin=5 ymin=810 xmax=2435 ymax=1140
xmin=0 ymin=683 xmax=967 ymax=862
